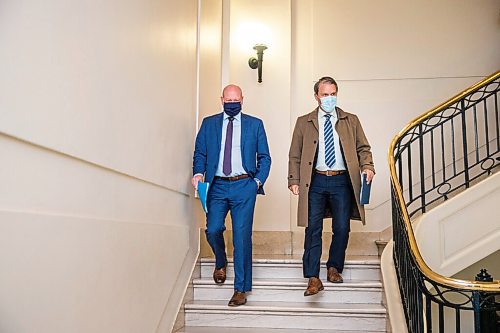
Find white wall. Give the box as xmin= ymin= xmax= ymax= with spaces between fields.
xmin=195 ymin=0 xmax=224 ymax=228
xmin=383 ymin=173 xmax=500 ymax=333
xmin=296 ymin=0 xmax=500 ymax=233
xmin=383 ymin=174 xmax=500 ymax=333
xmin=220 ymin=0 xmax=500 ymax=233
xmin=0 ymin=0 xmax=199 ymax=332
xmin=419 ymin=180 xmax=500 ymax=333
xmin=453 ymin=250 xmax=500 ymax=281
xmin=0 ymin=0 xmax=198 ymax=190
xmin=1 ymin=0 xmax=499 ymax=330
xmin=414 ymin=172 xmax=500 ymax=277
xmin=226 ymin=0 xmax=292 ymax=231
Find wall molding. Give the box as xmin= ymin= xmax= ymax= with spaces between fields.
xmin=337 ymin=75 xmax=485 ymax=83
xmin=199 ymin=230 xmax=382 ymax=257
xmin=0 ymin=207 xmax=181 ymax=228
xmin=0 ymin=131 xmax=189 ymax=197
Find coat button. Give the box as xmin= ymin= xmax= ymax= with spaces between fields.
xmin=313 ymin=141 xmax=317 ymax=144
xmin=309 ymin=162 xmax=312 ymax=165
xmin=306 ymin=184 xmax=309 ymax=187
xmin=289 ymin=175 xmax=293 ymax=178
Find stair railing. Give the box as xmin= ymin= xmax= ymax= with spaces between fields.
xmin=388 ymin=71 xmax=500 ymax=333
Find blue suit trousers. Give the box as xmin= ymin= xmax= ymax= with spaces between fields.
xmin=303 ymin=173 xmax=352 ymax=278
xmin=205 ymin=177 xmax=258 ymax=292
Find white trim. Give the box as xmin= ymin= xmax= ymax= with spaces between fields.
xmin=381 ymin=241 xmax=408 ymax=333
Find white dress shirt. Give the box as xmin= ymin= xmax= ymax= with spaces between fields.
xmin=215 ymin=112 xmax=246 ymax=177
xmin=316 ymin=109 xmax=346 ymax=171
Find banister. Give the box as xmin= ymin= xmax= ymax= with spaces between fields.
xmin=388 ymin=71 xmax=500 ymax=292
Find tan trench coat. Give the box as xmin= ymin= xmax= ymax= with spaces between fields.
xmin=288 ymin=107 xmax=375 ymax=227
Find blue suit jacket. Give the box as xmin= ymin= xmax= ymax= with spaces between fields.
xmin=193 ymin=112 xmax=271 ymax=195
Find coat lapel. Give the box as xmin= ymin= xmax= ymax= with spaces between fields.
xmin=335 ymin=108 xmax=349 ymax=148
xmin=307 ymin=108 xmax=319 ymax=132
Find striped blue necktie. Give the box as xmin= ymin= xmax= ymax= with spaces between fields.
xmin=324 ymin=114 xmax=336 ymax=168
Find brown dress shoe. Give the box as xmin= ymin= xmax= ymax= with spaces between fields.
xmin=213 ymin=265 xmax=227 ymax=284
xmin=304 ymin=277 xmax=324 ymax=296
xmin=327 ymin=267 xmax=344 ymax=283
xmin=228 ymin=291 xmax=247 ymax=306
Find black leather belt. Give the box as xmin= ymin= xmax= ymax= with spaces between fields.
xmin=214 ymin=174 xmax=250 ymax=181
xmin=315 ymin=170 xmax=347 ymax=176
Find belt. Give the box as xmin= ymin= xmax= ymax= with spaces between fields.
xmin=315 ymin=169 xmax=347 ymax=176
xmin=214 ymin=174 xmax=250 ymax=181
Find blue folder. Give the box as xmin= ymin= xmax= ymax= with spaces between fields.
xmin=360 ymin=173 xmax=372 ymax=205
xmin=197 ymin=182 xmax=210 ymax=213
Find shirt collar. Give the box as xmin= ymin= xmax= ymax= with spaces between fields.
xmin=223 ymin=112 xmax=242 ymax=121
xmin=319 ymin=108 xmax=337 ymax=120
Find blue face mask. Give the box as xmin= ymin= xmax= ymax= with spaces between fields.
xmin=320 ymin=96 xmax=337 ymax=113
xmin=223 ymin=102 xmax=242 ymax=117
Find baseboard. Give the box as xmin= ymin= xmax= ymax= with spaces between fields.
xmin=381 ymin=240 xmax=408 ymax=333
xmin=156 ymin=244 xmax=200 ymax=333
xmin=199 ymin=229 xmax=381 ymax=257
xmin=291 ymin=230 xmax=380 ymax=256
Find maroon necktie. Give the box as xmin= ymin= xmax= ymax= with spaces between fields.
xmin=223 ymin=117 xmax=234 ymax=176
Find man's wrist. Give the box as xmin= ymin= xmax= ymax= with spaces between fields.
xmin=254 ymin=178 xmax=262 ymax=187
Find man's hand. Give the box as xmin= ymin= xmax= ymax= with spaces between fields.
xmin=192 ymin=175 xmax=203 ymax=189
xmin=289 ymin=184 xmax=299 ymax=195
xmin=362 ymin=169 xmax=375 ymax=184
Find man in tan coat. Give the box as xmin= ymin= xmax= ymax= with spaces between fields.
xmin=288 ymin=76 xmax=375 ymax=296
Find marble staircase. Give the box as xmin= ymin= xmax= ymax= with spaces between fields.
xmin=176 ymin=328 xmax=385 ymax=333
xmin=176 ymin=256 xmax=387 ymax=332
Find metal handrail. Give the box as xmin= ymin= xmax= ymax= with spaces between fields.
xmin=388 ymin=71 xmax=500 ymax=292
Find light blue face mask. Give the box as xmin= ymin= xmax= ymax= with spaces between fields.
xmin=320 ymin=95 xmax=337 ymax=113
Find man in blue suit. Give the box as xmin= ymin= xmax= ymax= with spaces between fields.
xmin=192 ymin=84 xmax=271 ymax=306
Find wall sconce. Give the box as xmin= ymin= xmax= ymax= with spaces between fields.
xmin=248 ymin=44 xmax=267 ymax=83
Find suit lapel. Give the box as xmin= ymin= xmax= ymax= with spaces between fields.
xmin=240 ymin=113 xmax=247 ymax=154
xmin=215 ymin=112 xmax=224 ymax=152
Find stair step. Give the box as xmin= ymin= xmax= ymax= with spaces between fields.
xmin=177 ymin=327 xmax=385 ymax=333
xmin=185 ymin=300 xmax=386 ymax=331
xmin=199 ymin=257 xmax=381 ymax=281
xmin=193 ymin=278 xmax=382 ymax=303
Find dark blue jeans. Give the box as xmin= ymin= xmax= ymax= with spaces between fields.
xmin=205 ymin=177 xmax=258 ymax=292
xmin=303 ymin=173 xmax=352 ymax=278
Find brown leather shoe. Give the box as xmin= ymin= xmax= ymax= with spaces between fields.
xmin=327 ymin=267 xmax=344 ymax=283
xmin=304 ymin=277 xmax=324 ymax=296
xmin=228 ymin=291 xmax=247 ymax=306
xmin=213 ymin=265 xmax=227 ymax=284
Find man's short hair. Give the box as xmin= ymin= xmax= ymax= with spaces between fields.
xmin=314 ymin=77 xmax=338 ymax=95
